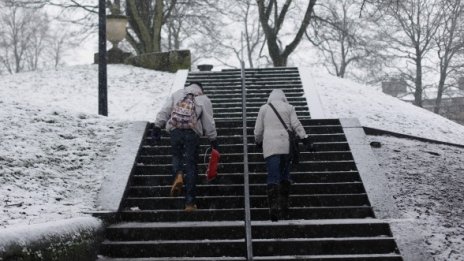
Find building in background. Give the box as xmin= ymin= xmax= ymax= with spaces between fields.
xmin=381 ymin=77 xmax=464 ymax=125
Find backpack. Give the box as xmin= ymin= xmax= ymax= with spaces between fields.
xmin=169 ymin=93 xmax=197 ymax=129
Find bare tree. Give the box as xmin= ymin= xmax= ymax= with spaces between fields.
xmin=18 ymin=0 xmax=178 ymax=55
xmin=256 ymin=0 xmax=317 ymax=66
xmin=25 ymin=13 xmax=49 ymax=71
xmin=0 ymin=1 xmax=40 ymax=73
xmin=434 ymin=0 xmax=464 ymax=113
xmin=307 ymin=0 xmax=378 ymax=78
xmin=161 ymin=0 xmax=226 ymax=65
xmin=374 ymin=0 xmax=443 ymax=107
xmin=205 ymin=0 xmax=268 ymax=68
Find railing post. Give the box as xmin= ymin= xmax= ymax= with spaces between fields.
xmin=241 ymin=62 xmax=253 ymax=261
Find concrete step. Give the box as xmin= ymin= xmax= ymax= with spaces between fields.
xmin=98 ymin=256 xmax=245 ymax=261
xmin=214 ymin=119 xmax=340 ymax=128
xmin=252 ymin=237 xmax=399 ymax=256
xmin=145 ymin=134 xmax=347 ymax=146
xmin=105 ymin=220 xmax=392 ymax=241
xmin=210 ymin=97 xmax=306 ymax=104
xmin=135 ymin=161 xmax=358 ymax=174
xmin=130 ymin=171 xmax=362 ymax=186
xmin=202 ymin=112 xmax=311 ymax=120
xmin=122 ymin=194 xmax=370 ymax=210
xmin=223 ymin=67 xmax=298 ymax=73
xmin=211 ymin=101 xmax=309 ymax=108
xmin=207 ymin=91 xmax=304 ymax=98
xmin=148 ymin=125 xmax=343 ymax=136
xmin=203 ymin=84 xmax=304 ymax=92
xmin=140 ymin=142 xmax=351 ymax=155
xmin=100 ymin=237 xmax=396 ymax=258
xmin=97 ymin=254 xmax=403 ymax=261
xmin=126 ymin=183 xmax=366 ymax=197
xmin=213 ymin=104 xmax=308 ymax=111
xmin=138 ymin=151 xmax=354 ymax=164
xmin=99 ymin=238 xmax=246 ymax=258
xmin=118 ymin=206 xmax=375 ymax=222
xmin=97 ymin=254 xmax=402 ymax=261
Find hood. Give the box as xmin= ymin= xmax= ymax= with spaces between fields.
xmin=267 ymin=89 xmax=288 ymax=103
xmin=185 ymin=84 xmax=203 ymax=96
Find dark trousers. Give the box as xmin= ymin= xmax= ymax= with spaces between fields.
xmin=265 ymin=154 xmax=291 ymax=185
xmin=170 ymin=128 xmax=200 ymax=204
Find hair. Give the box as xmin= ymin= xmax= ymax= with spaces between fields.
xmin=188 ymin=81 xmax=204 ymax=92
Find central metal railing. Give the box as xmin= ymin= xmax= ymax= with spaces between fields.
xmin=240 ymin=61 xmax=253 ymax=260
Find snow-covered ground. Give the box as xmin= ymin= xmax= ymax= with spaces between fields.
xmin=0 ymin=64 xmax=175 ymax=121
xmin=303 ymin=69 xmax=464 ymax=145
xmin=0 ymin=65 xmax=175 ymax=228
xmin=368 ymin=135 xmax=464 ymax=261
xmin=0 ymin=98 xmax=127 ymax=228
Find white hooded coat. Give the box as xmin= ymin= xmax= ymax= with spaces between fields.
xmin=254 ymin=89 xmax=307 ymax=159
xmin=155 ymin=84 xmax=217 ymax=141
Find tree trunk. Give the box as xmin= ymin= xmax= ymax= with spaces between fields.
xmin=435 ymin=74 xmax=445 ymax=114
xmin=152 ymin=0 xmax=163 ymax=53
xmin=256 ymin=0 xmax=317 ymax=67
xmin=414 ymin=50 xmax=423 ymax=107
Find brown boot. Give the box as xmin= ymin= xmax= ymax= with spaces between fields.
xmin=184 ymin=203 xmax=198 ymax=212
xmin=170 ymin=171 xmax=184 ymax=197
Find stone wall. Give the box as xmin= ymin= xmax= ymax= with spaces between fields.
xmin=126 ymin=50 xmax=191 ymax=72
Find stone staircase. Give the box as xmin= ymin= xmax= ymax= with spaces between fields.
xmin=98 ymin=67 xmax=403 ymax=260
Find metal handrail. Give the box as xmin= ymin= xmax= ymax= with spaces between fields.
xmin=241 ymin=61 xmax=253 ymax=261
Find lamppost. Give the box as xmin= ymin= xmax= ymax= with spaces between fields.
xmin=98 ymin=0 xmax=108 ymax=116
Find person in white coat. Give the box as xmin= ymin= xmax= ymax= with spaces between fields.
xmin=254 ymin=89 xmax=313 ymax=221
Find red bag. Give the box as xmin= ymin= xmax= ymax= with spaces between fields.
xmin=206 ymin=148 xmax=220 ymax=182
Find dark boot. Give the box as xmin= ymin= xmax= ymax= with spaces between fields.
xmin=267 ymin=184 xmax=280 ymax=222
xmin=279 ymin=180 xmax=291 ymax=219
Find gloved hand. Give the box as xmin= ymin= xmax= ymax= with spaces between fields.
xmin=302 ymin=136 xmax=315 ymax=153
xmin=210 ymin=140 xmax=219 ymax=151
xmin=256 ymin=142 xmax=263 ymax=150
xmin=151 ymin=126 xmax=162 ymax=144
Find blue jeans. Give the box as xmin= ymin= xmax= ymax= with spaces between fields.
xmin=170 ymin=129 xmax=200 ymax=204
xmin=265 ymin=154 xmax=291 ymax=185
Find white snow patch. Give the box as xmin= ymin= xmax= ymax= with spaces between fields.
xmin=0 ymin=217 xmax=101 ymax=252
xmin=300 ymin=68 xmax=464 ymax=145
xmin=0 ymin=64 xmax=177 ymax=229
xmin=0 ymin=64 xmax=176 ymax=121
xmin=368 ymin=136 xmax=464 ymax=260
xmin=0 ymin=98 xmax=128 ymax=228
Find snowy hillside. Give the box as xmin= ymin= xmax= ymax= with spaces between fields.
xmin=0 ymin=64 xmax=176 ymax=228
xmin=0 ymin=98 xmax=128 ymax=227
xmin=0 ymin=64 xmax=175 ymax=121
xmin=302 ymin=69 xmax=464 ymax=145
xmin=368 ymin=135 xmax=464 ymax=261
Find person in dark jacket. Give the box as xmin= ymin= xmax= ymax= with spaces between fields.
xmin=254 ymin=89 xmax=313 ymax=221
xmin=153 ymin=82 xmax=218 ymax=212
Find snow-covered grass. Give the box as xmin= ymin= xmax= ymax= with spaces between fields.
xmin=368 ymin=135 xmax=464 ymax=261
xmin=302 ymin=69 xmax=464 ymax=145
xmin=0 ymin=98 xmax=127 ymax=228
xmin=0 ymin=64 xmax=175 ymax=121
xmin=0 ymin=64 xmax=176 ymax=228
